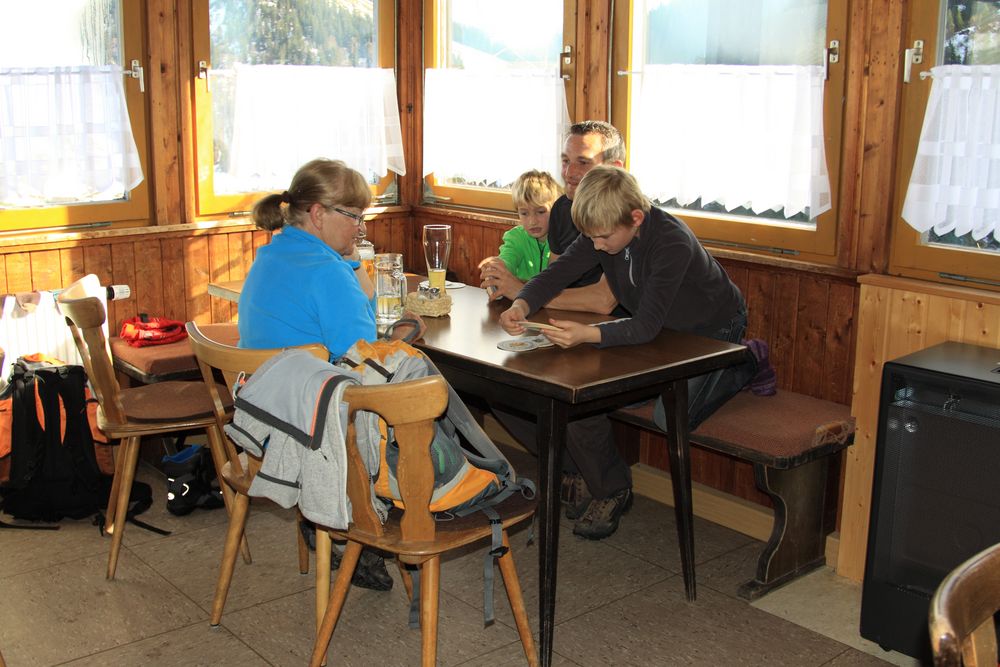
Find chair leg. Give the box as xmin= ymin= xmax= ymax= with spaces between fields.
xmin=420 ymin=556 xmax=441 ymax=667
xmin=107 ymin=435 xmax=141 ymax=580
xmin=210 ymin=490 xmax=252 ymax=625
xmin=397 ymin=560 xmax=414 ymax=601
xmin=497 ymin=531 xmax=538 ymax=667
xmin=310 ymin=541 xmax=362 ymax=667
xmin=315 ymin=528 xmax=334 ymax=635
xmin=103 ymin=437 xmax=128 ymax=533
xmin=205 ymin=425 xmax=252 ymax=564
xmin=296 ymin=509 xmax=310 ymax=575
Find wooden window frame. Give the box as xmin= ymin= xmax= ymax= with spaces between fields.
xmin=609 ymin=0 xmax=849 ymax=263
xmin=0 ymin=2 xmax=150 ymax=234
xmin=421 ymin=0 xmax=577 ymax=212
xmin=189 ymin=0 xmax=397 ymax=220
xmin=888 ymin=0 xmax=1000 ymax=290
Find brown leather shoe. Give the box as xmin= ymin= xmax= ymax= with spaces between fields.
xmin=572 ymin=488 xmax=633 ymax=540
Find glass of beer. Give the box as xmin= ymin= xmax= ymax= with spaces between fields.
xmin=375 ymin=253 xmax=405 ymax=329
xmin=356 ymin=239 xmax=376 ymax=283
xmin=422 ymin=225 xmax=451 ymax=291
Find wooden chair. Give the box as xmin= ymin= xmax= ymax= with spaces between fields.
xmin=929 ymin=541 xmax=1000 ymax=666
xmin=56 ymin=276 xmax=236 ymax=579
xmin=309 ymin=376 xmax=538 ymax=667
xmin=185 ymin=322 xmax=328 ymax=626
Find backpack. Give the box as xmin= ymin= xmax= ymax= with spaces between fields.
xmin=337 ymin=339 xmax=535 ymax=627
xmin=337 ymin=338 xmax=533 ymax=518
xmin=119 ymin=314 xmax=187 ymax=347
xmin=0 ymin=358 xmax=159 ymax=531
xmin=0 ymin=358 xmax=109 ymax=522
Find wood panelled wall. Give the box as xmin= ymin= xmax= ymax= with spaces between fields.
xmin=837 ymin=275 xmax=1000 ymax=581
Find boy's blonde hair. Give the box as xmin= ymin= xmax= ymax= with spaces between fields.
xmin=511 ymin=170 xmax=561 ymax=209
xmin=571 ymin=165 xmax=650 ymax=235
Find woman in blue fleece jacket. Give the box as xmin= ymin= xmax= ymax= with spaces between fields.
xmin=238 ymin=158 xmax=422 ymax=591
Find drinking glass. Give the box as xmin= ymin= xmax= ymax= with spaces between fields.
xmin=374 ymin=253 xmax=405 ymax=329
xmin=422 ymin=225 xmax=452 ymax=291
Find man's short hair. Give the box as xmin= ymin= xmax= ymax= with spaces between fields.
xmin=568 ymin=120 xmax=626 ymax=164
xmin=571 ymin=165 xmax=650 ymax=235
xmin=511 ymin=170 xmax=562 ymax=209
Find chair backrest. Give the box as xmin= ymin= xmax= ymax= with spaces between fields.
xmin=341 ymin=376 xmax=449 ymax=541
xmin=185 ymin=321 xmax=329 ymax=478
xmin=56 ymin=276 xmax=126 ymax=426
xmin=930 ymin=541 xmax=1000 ymax=666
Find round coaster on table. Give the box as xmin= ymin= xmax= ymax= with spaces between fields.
xmin=418 ymin=280 xmax=465 ymax=290
xmin=525 ymin=334 xmax=554 ymax=348
xmin=497 ymin=339 xmax=538 ymax=352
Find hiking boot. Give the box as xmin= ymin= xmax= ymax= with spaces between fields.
xmin=351 ymin=550 xmax=394 ymax=591
xmin=572 ymin=488 xmax=633 ymax=541
xmin=560 ymin=473 xmax=592 ymax=520
xmin=299 ymin=520 xmax=392 ymax=591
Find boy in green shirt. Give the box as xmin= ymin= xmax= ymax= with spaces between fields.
xmin=490 ymin=170 xmax=561 ymax=282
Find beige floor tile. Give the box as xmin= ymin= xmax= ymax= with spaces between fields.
xmin=751 ymin=567 xmax=920 ymax=667
xmin=223 ymin=584 xmax=522 ymax=667
xmin=455 ymin=640 xmax=580 ymax=666
xmin=0 ymin=552 xmax=204 ymax=665
xmin=60 ymin=621 xmax=269 ymax=666
xmin=695 ymin=540 xmax=766 ymax=599
xmin=553 ymin=577 xmax=856 ymax=667
xmin=128 ymin=507 xmax=314 ymax=616
xmin=439 ymin=521 xmax=672 ymax=629
xmin=0 ymin=511 xmax=107 ymax=577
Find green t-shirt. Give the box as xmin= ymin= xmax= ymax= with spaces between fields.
xmin=498 ymin=226 xmax=551 ymax=281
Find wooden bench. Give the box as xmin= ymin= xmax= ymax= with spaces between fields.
xmin=611 ymin=389 xmax=854 ymax=600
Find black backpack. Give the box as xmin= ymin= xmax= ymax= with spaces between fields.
xmin=0 ymin=358 xmax=156 ymax=530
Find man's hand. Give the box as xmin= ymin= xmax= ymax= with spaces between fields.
xmin=499 ymin=299 xmax=530 ymax=335
xmin=389 ymin=311 xmax=427 ymax=342
xmin=542 ymin=319 xmax=602 ymax=349
xmin=478 ymin=257 xmax=524 ymax=302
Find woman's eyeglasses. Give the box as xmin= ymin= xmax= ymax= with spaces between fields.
xmin=331 ymin=207 xmax=367 ymax=226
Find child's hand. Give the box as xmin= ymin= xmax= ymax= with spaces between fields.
xmin=542 ymin=319 xmax=601 ymax=349
xmin=480 ymin=258 xmax=523 ymax=301
xmin=499 ymin=300 xmax=530 ymax=335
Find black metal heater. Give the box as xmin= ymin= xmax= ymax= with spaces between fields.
xmin=860 ymin=341 xmax=1000 ymax=662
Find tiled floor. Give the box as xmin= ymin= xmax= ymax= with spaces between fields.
xmin=1 ymin=446 xmax=921 ymax=666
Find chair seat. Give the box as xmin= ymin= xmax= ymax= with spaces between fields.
xmin=117 ymin=380 xmax=233 ymax=423
xmin=111 ymin=323 xmax=239 ymax=384
xmin=330 ymin=492 xmax=536 ymax=558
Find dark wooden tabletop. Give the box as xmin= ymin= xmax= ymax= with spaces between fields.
xmin=414 ymin=280 xmax=747 ymax=405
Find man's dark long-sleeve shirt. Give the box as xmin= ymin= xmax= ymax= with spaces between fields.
xmin=518 ymin=206 xmax=744 ymax=347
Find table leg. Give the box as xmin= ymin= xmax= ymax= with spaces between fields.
xmin=536 ymin=399 xmax=567 ymax=667
xmin=661 ymin=379 xmax=697 ymax=601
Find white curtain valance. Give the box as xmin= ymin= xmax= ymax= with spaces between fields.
xmin=629 ymin=64 xmax=831 ymax=219
xmin=902 ymin=65 xmax=1000 ymax=243
xmin=225 ymin=65 xmax=405 ymax=191
xmin=423 ymin=68 xmax=569 ymax=187
xmin=0 ymin=66 xmax=143 ymax=207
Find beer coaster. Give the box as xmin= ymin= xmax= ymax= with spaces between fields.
xmin=524 ymin=334 xmax=554 ymax=348
xmin=419 ymin=280 xmax=465 ymax=290
xmin=514 ymin=320 xmax=562 ymax=331
xmin=497 ymin=339 xmax=537 ymax=352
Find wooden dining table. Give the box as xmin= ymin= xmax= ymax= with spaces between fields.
xmin=208 ymin=276 xmax=747 ymax=667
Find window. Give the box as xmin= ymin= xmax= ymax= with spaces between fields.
xmin=422 ymin=0 xmax=575 ymax=210
xmin=191 ymin=0 xmax=400 ymax=218
xmin=611 ymin=0 xmax=848 ymax=259
xmin=890 ymin=0 xmax=1000 ymax=288
xmin=0 ymin=0 xmax=148 ymax=233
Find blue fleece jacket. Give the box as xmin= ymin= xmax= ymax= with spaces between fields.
xmin=238 ymin=225 xmax=376 ymax=358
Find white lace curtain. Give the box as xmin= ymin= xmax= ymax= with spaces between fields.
xmin=0 ymin=66 xmax=143 ymax=207
xmin=630 ymin=64 xmax=831 ymax=219
xmin=902 ymin=65 xmax=1000 ymax=243
xmin=423 ymin=69 xmax=569 ymax=187
xmin=225 ymin=65 xmax=405 ymax=191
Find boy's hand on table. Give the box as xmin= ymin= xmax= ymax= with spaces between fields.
xmin=499 ymin=300 xmax=529 ymax=335
xmin=543 ymin=319 xmax=601 ymax=349
xmin=478 ymin=257 xmax=523 ymax=301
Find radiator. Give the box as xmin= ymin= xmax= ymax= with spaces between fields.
xmin=0 ymin=290 xmax=107 ymax=390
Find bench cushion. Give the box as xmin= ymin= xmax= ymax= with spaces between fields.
xmin=111 ymin=322 xmax=239 ymax=384
xmin=613 ymin=390 xmax=854 ymax=469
